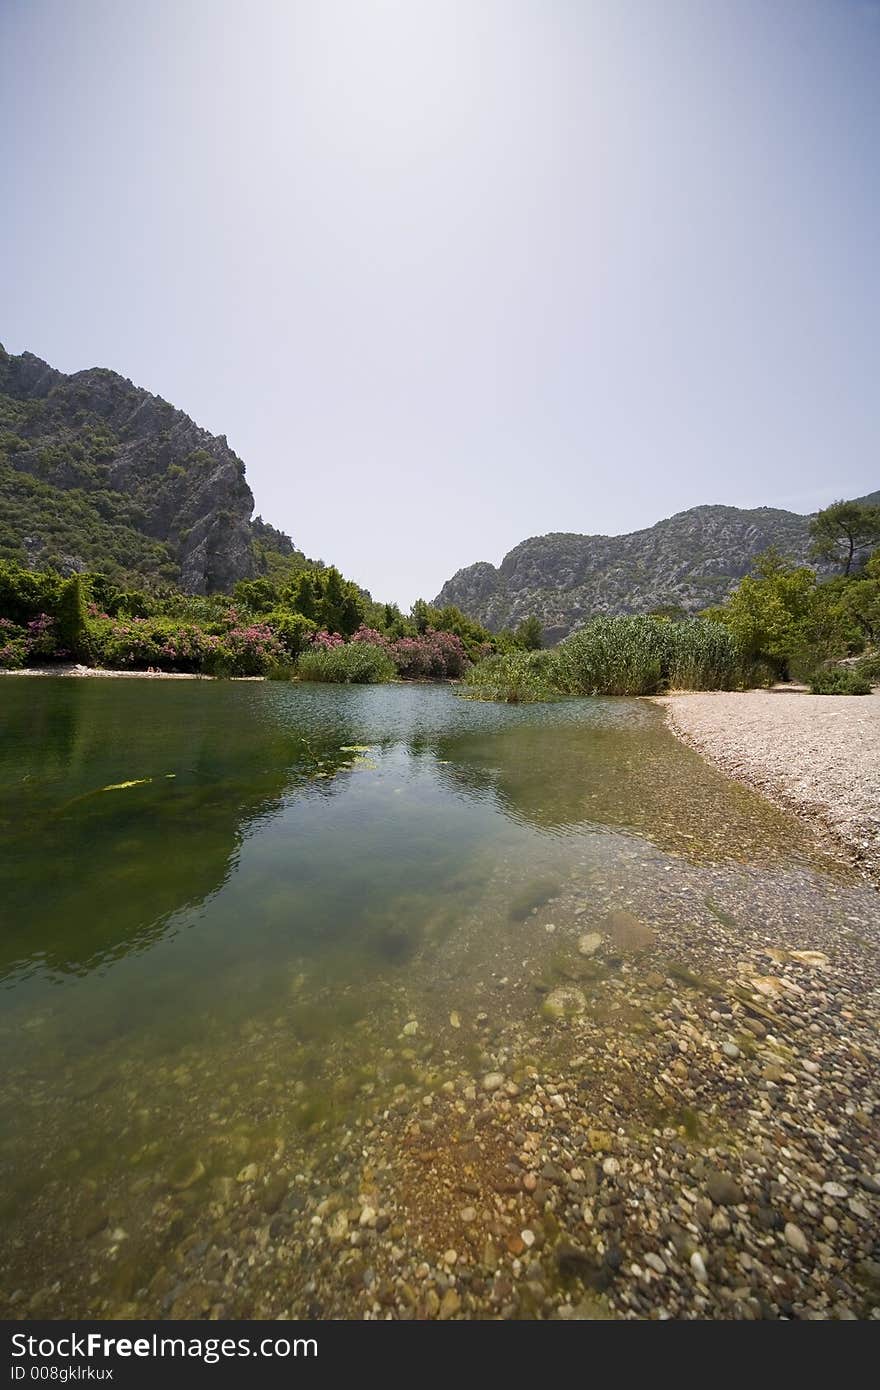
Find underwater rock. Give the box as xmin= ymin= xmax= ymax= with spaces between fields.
xmin=606 ymin=910 xmax=655 ymax=953
xmin=577 ymin=933 xmax=603 ymax=957
xmin=705 ymin=1170 xmax=745 ymax=1205
xmin=167 ymin=1155 xmax=206 ymax=1192
xmin=541 ymin=985 xmax=587 ymax=1021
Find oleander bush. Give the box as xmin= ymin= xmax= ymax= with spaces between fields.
xmin=87 ymin=612 xmax=286 ymax=676
xmin=0 ymin=617 xmax=28 ymax=668
xmin=389 ymin=629 xmax=469 ymax=679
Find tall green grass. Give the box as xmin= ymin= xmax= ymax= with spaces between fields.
xmin=553 ymin=616 xmax=745 ymax=696
xmin=296 ymin=643 xmax=396 ymax=684
xmin=461 ymin=650 xmax=559 ymax=703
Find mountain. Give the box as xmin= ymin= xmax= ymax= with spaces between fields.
xmin=434 ymin=498 xmax=877 ymax=643
xmin=0 ymin=344 xmax=310 ymax=592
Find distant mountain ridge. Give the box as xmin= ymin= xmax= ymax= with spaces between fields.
xmin=0 ymin=344 xmax=310 ymax=592
xmin=435 ymin=494 xmax=880 ymax=642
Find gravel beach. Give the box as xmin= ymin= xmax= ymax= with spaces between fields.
xmin=657 ymin=690 xmax=880 ymax=886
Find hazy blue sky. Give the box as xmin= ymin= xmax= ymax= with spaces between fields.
xmin=2 ymin=1 xmax=879 ymax=606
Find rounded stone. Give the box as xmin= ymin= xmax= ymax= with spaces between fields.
xmin=784 ymin=1222 xmax=809 ymax=1256
xmin=578 ymin=933 xmax=603 ymax=957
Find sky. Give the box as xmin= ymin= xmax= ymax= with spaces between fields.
xmin=2 ymin=1 xmax=879 ymax=607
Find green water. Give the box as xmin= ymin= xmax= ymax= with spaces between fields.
xmin=0 ymin=678 xmax=872 ymax=1314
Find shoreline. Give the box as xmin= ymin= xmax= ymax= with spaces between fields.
xmin=0 ymin=665 xmax=462 ymax=685
xmin=0 ymin=664 xmax=259 ymax=680
xmin=655 ymin=689 xmax=880 ymax=888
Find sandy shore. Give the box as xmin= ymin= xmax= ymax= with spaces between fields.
xmin=0 ymin=664 xmax=262 ymax=680
xmin=656 ymin=689 xmax=880 ymax=884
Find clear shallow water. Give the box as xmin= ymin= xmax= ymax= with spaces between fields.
xmin=0 ymin=678 xmax=871 ymax=1313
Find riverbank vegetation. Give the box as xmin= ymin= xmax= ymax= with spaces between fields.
xmin=0 ymin=561 xmax=521 ymax=681
xmin=2 ymin=502 xmax=878 ymax=696
xmin=702 ymin=498 xmax=880 ymax=692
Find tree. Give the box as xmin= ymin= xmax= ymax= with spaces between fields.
xmin=265 ymin=610 xmax=316 ymax=657
xmin=834 ymin=551 xmax=880 ymax=644
xmin=411 ymin=598 xmax=431 ymax=634
xmin=233 ymin=577 xmax=277 ymax=614
xmin=55 ymin=574 xmax=91 ymax=662
xmin=319 ymin=566 xmax=364 ymax=636
xmin=809 ymin=500 xmax=880 ymax=576
xmin=706 ymin=549 xmax=820 ymax=679
xmin=515 ymin=615 xmax=544 ymax=650
xmin=282 ymin=567 xmax=364 ymax=635
xmin=285 ymin=571 xmax=320 ymax=621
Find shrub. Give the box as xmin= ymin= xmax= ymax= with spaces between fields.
xmin=855 ymin=652 xmax=880 ymax=685
xmin=808 ymin=667 xmax=872 ymax=696
xmin=309 ymin=629 xmax=345 ymax=650
xmin=25 ymin=613 xmax=57 ymax=659
xmin=351 ymin=624 xmax=390 ymax=647
xmin=515 ymin=615 xmax=544 ymax=650
xmin=390 ymin=629 xmax=469 ymax=679
xmin=214 ymin=622 xmax=287 ymax=676
xmin=266 ymin=610 xmax=317 ymax=658
xmin=106 ymin=589 xmax=155 ymax=619
xmin=0 ymin=561 xmax=63 ymax=625
xmin=297 ymin=642 xmax=395 ymax=684
xmin=87 ymin=614 xmax=285 ymax=676
xmin=462 ymin=650 xmax=559 ymax=703
xmin=0 ymin=617 xmax=27 ymax=668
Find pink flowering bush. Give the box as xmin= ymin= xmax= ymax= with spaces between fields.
xmin=0 ymin=617 xmax=28 ymax=669
xmin=309 ymin=629 xmax=346 ymax=650
xmin=220 ymin=621 xmax=286 ymax=676
xmin=0 ymin=614 xmax=59 ymax=668
xmin=351 ymin=625 xmax=390 ymax=648
xmin=26 ymin=613 xmax=58 ymax=659
xmin=87 ymin=614 xmax=286 ymax=676
xmin=389 ymin=628 xmax=469 ymax=679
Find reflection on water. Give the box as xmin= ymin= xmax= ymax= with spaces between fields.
xmin=0 ymin=678 xmax=871 ymax=1316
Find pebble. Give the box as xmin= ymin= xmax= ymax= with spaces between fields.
xmin=706 ymin=1171 xmax=745 ymax=1206
xmin=439 ymin=1289 xmax=461 ymax=1320
xmin=784 ymin=1222 xmax=809 ymax=1256
xmin=482 ymin=1073 xmax=504 ymax=1092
